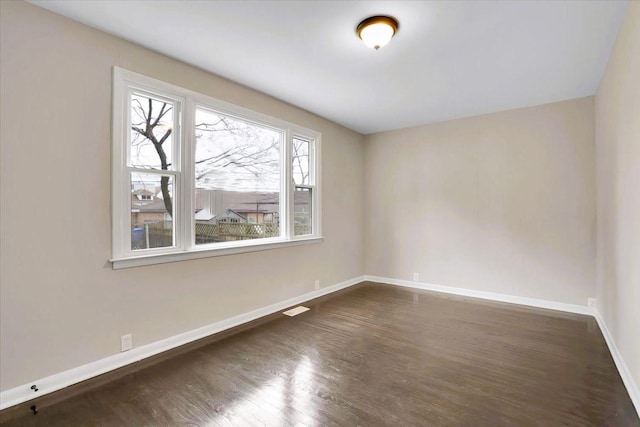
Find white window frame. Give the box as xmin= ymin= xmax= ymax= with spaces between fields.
xmin=111 ymin=67 xmax=322 ymax=269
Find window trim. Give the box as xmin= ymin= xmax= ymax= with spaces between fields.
xmin=111 ymin=67 xmax=322 ymax=268
xmin=111 ymin=236 xmax=324 ymax=270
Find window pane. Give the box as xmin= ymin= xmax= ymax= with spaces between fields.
xmin=294 ymin=187 xmax=312 ymax=236
xmin=194 ymin=108 xmax=282 ymax=245
xmin=292 ymin=137 xmax=310 ymax=185
xmin=131 ymin=172 xmax=174 ymax=250
xmin=130 ymin=93 xmax=174 ymax=170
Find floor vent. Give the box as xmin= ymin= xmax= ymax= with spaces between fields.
xmin=283 ymin=306 xmax=310 ymax=317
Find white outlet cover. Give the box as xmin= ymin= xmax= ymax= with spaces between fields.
xmin=121 ymin=334 xmax=132 ymax=352
xmin=413 ymin=273 xmax=419 ymax=281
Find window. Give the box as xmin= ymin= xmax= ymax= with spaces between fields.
xmin=112 ymin=68 xmax=321 ymax=268
xmin=292 ymin=137 xmax=315 ymax=236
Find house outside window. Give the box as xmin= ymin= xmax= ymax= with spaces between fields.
xmin=112 ymin=68 xmax=321 ymax=268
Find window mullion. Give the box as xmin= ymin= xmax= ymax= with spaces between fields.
xmin=183 ymin=98 xmax=195 ymax=250
xmin=283 ymin=129 xmax=293 ymax=239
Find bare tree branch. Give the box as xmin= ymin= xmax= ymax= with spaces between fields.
xmin=130 ymin=98 xmax=174 ymax=215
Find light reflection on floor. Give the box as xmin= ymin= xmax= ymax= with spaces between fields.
xmin=206 ymin=355 xmax=316 ymax=425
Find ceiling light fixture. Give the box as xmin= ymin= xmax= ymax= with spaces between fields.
xmin=356 ymin=15 xmax=399 ymax=50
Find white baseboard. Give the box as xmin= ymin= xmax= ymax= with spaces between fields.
xmin=366 ymin=275 xmax=639 ymax=418
xmin=364 ymin=275 xmax=594 ymax=315
xmin=0 ymin=276 xmax=365 ymax=411
xmin=594 ymin=309 xmax=640 ymax=415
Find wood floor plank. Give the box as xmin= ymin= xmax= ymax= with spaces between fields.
xmin=1 ymin=282 xmax=638 ymax=426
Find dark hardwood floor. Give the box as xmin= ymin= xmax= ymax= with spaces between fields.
xmin=1 ymin=282 xmax=638 ymax=426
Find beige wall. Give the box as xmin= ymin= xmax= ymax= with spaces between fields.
xmin=595 ymin=1 xmax=640 ymax=389
xmin=365 ymin=97 xmax=596 ymax=305
xmin=0 ymin=1 xmax=365 ymax=391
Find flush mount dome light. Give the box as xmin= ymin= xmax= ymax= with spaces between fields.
xmin=356 ymin=15 xmax=399 ymax=50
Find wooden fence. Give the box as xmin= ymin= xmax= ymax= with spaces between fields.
xmin=195 ymin=222 xmax=280 ymax=243
xmin=133 ymin=221 xmax=311 ymax=249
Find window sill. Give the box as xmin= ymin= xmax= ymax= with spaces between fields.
xmin=111 ymin=236 xmax=324 ymax=269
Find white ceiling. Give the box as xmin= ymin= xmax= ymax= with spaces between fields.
xmin=29 ymin=0 xmax=628 ymax=135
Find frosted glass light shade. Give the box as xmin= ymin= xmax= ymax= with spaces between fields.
xmin=357 ymin=16 xmax=398 ymax=50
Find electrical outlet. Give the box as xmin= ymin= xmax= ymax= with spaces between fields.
xmin=587 ymin=298 xmax=596 ymax=309
xmin=121 ymin=334 xmax=132 ymax=352
xmin=314 ymin=279 xmax=320 ymax=290
xmin=413 ymin=273 xmax=419 ymax=282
